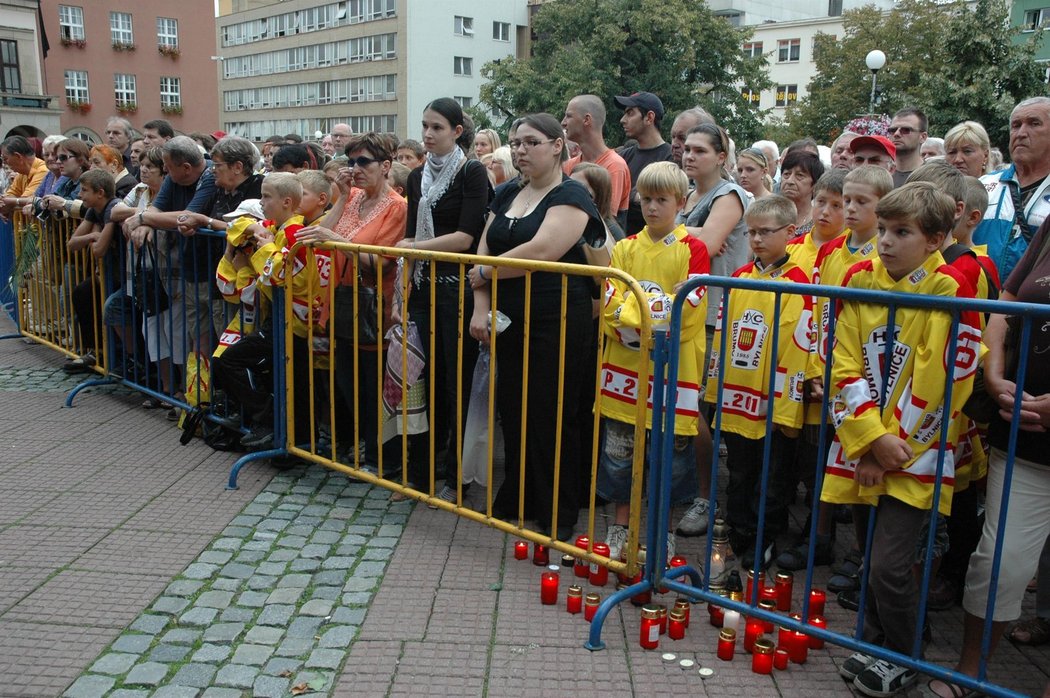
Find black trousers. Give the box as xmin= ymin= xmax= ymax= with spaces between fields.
xmin=723 ymin=430 xmax=798 ymax=548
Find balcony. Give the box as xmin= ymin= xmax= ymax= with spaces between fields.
xmin=0 ymin=92 xmax=57 ymax=109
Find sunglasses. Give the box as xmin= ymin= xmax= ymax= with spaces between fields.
xmin=888 ymin=126 xmax=916 ymax=135
xmin=347 ymin=156 xmax=381 ymax=168
xmin=57 ymin=154 xmax=71 ymax=162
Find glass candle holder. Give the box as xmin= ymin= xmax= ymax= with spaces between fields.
xmin=673 ymin=598 xmax=690 ymax=628
xmin=540 ymin=565 xmax=559 ymax=605
xmin=574 ymin=535 xmax=590 ymax=578
xmin=775 ymin=571 xmax=793 ymax=611
xmin=561 ymin=554 xmax=576 ymax=570
xmin=566 ymin=585 xmax=582 ymax=614
xmin=533 ymin=544 xmax=549 ymax=567
xmin=773 ymin=647 xmax=790 ymax=670
xmin=709 ymin=602 xmax=725 ymax=628
xmin=808 ymin=616 xmax=827 ymax=649
xmin=717 ymin=628 xmax=736 ymax=661
xmin=589 ymin=542 xmax=610 ymax=587
xmin=759 ymin=584 xmax=779 ymax=607
xmin=778 ymin=624 xmax=793 ymax=649
xmin=752 ymin=638 xmax=774 ymax=674
xmin=758 ymin=600 xmax=777 ymax=633
xmin=746 ymin=570 xmax=765 ymax=603
xmin=789 ymin=630 xmax=809 ymax=664
xmin=668 ymin=609 xmax=686 ymax=640
xmin=744 ymin=617 xmax=764 ymax=653
xmin=514 ymin=540 xmax=528 ymax=560
xmin=640 ymin=605 xmax=661 ymax=650
xmin=656 ymin=604 xmax=668 ymax=635
xmin=808 ymin=588 xmax=826 ymax=617
xmin=584 ymin=593 xmax=601 ymax=622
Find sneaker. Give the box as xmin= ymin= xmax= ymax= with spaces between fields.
xmin=62 ymin=351 xmax=96 ymax=374
xmin=427 ymin=484 xmax=458 ymax=509
xmin=666 ymin=531 xmax=676 ymax=560
xmin=839 ymin=651 xmax=877 ymax=681
xmin=741 ymin=540 xmax=776 ymax=572
xmin=853 ymin=659 xmax=918 ymax=697
xmin=241 ymin=427 xmax=274 ymax=449
xmin=676 ymin=498 xmax=717 ymax=537
xmin=838 ymin=588 xmax=861 ymax=612
xmin=776 ymin=537 xmax=834 ymax=571
xmin=605 ymin=524 xmax=629 ymax=563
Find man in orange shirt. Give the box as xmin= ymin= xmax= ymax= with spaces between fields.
xmin=562 ymin=94 xmax=631 ymax=224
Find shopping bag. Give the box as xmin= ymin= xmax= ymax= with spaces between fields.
xmin=460 ymin=311 xmax=511 ymax=487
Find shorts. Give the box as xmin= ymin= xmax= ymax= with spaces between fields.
xmin=183 ymin=280 xmax=228 ymax=347
xmin=102 ymin=289 xmax=135 ymax=327
xmin=596 ymin=418 xmax=698 ymax=505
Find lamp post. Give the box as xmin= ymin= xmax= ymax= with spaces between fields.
xmin=865 ymin=49 xmax=886 ymax=115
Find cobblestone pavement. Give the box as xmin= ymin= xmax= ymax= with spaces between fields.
xmin=1 ymin=313 xmax=1048 ymax=697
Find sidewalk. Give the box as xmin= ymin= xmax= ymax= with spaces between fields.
xmin=0 ymin=312 xmax=1046 ymax=697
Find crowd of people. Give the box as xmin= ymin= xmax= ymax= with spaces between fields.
xmin=2 ymin=92 xmax=1049 ymax=698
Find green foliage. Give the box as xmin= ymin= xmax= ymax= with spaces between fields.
xmin=787 ymin=0 xmax=1045 ymax=149
xmin=479 ymin=0 xmax=772 ymax=146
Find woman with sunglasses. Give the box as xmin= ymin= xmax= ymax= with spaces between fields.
xmin=38 ymin=139 xmax=90 ymax=216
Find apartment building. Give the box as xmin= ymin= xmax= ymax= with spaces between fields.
xmin=0 ymin=0 xmax=63 ymax=139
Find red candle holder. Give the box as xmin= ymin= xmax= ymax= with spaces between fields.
xmin=808 ymin=616 xmax=827 ymax=649
xmin=533 ymin=544 xmax=549 ymax=567
xmin=758 ymin=600 xmax=777 ymax=633
xmin=717 ymin=628 xmax=736 ymax=661
xmin=808 ymin=588 xmax=826 ymax=617
xmin=778 ymin=624 xmax=793 ymax=648
xmin=574 ymin=535 xmax=590 ymax=578
xmin=743 ymin=617 xmax=764 ymax=653
xmin=745 ymin=570 xmax=766 ymax=603
xmin=673 ymin=598 xmax=690 ymax=628
xmin=656 ymin=604 xmax=668 ymax=635
xmin=513 ymin=540 xmax=529 ymax=560
xmin=775 ymin=571 xmax=793 ymax=611
xmin=759 ymin=584 xmax=778 ymax=607
xmin=567 ymin=585 xmax=582 ymax=614
xmin=629 ymin=571 xmax=651 ymax=606
xmin=774 ymin=647 xmax=790 ymax=670
xmin=708 ymin=602 xmax=725 ymax=627
xmin=584 ymin=593 xmax=601 ymax=621
xmin=752 ymin=638 xmax=774 ymax=674
xmin=540 ymin=565 xmax=559 ymax=605
xmin=668 ymin=609 xmax=686 ymax=640
xmin=789 ymin=631 xmax=809 ymax=664
xmin=640 ymin=605 xmax=661 ymax=650
xmin=589 ymin=542 xmax=610 ymax=587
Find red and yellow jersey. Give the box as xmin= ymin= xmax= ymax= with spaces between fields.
xmin=787 ymin=229 xmax=844 ymax=279
xmin=820 ymin=252 xmax=980 ymax=515
xmin=601 ymin=224 xmax=710 ymax=435
xmin=704 ymin=256 xmax=816 ymax=439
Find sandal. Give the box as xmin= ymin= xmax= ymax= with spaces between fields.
xmin=1008 ymin=616 xmax=1050 ymax=646
xmin=920 ymin=678 xmax=977 ymax=698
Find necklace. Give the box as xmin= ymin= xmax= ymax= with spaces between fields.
xmin=514 ymin=180 xmax=559 ymax=217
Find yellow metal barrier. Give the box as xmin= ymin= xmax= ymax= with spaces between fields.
xmin=282 ymin=240 xmax=654 ymax=578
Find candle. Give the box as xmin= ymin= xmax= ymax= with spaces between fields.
xmin=574 ymin=535 xmax=590 ymax=578
xmin=640 ymin=605 xmax=661 ymax=650
xmin=746 ymin=570 xmax=765 ymax=603
xmin=775 ymin=571 xmax=794 ymax=612
xmin=584 ymin=593 xmax=601 ymax=621
xmin=808 ymin=589 xmax=826 ymax=617
xmin=589 ymin=542 xmax=610 ymax=587
xmin=778 ymin=624 xmax=793 ymax=648
xmin=759 ymin=584 xmax=779 ymax=607
xmin=566 ymin=585 xmax=582 ymax=614
xmin=789 ymin=631 xmax=809 ymax=664
xmin=514 ymin=540 xmax=529 ymax=560
xmin=661 ymin=554 xmax=688 ymax=592
xmin=758 ymin=600 xmax=777 ymax=632
xmin=774 ymin=647 xmax=790 ymax=670
xmin=717 ymin=628 xmax=736 ymax=661
xmin=709 ymin=602 xmax=725 ymax=627
xmin=533 ymin=544 xmax=549 ymax=567
xmin=744 ymin=617 xmax=764 ymax=653
xmin=673 ymin=598 xmax=690 ymax=628
xmin=629 ymin=571 xmax=651 ymax=606
xmin=808 ymin=616 xmax=827 ymax=649
xmin=656 ymin=604 xmax=668 ymax=635
xmin=561 ymin=554 xmax=576 ymax=570
xmin=668 ymin=609 xmax=686 ymax=640
xmin=540 ymin=565 xmax=559 ymax=605
xmin=752 ymin=638 xmax=774 ymax=674
xmin=723 ymin=609 xmax=741 ymax=633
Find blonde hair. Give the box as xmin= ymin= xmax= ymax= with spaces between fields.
xmin=746 ymin=194 xmax=796 ymax=228
xmin=844 ymin=165 xmax=894 ymax=198
xmin=876 ymin=181 xmax=956 ymax=240
xmin=636 ymin=161 xmax=689 ymax=200
xmin=296 ymin=169 xmax=330 ymax=196
xmin=388 ymin=161 xmax=410 ymax=192
xmin=475 ymin=128 xmax=502 ymax=152
xmin=943 ymin=121 xmax=991 ymax=175
xmin=962 ymin=175 xmax=989 ymax=217
xmin=264 ymin=171 xmax=302 ymax=204
xmin=489 ymin=146 xmax=517 ymax=182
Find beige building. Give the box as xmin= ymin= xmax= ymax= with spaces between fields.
xmin=0 ymin=0 xmax=63 ymax=139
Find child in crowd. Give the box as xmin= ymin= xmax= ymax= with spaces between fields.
xmin=388 ymin=162 xmax=411 ymax=197
xmin=822 ymin=182 xmax=979 ymax=697
xmin=787 ymin=169 xmax=848 ymax=272
xmin=600 ymin=161 xmax=710 ymax=562
xmin=297 ymin=170 xmax=333 ymax=226
xmin=395 ymin=139 xmax=425 ymax=170
xmin=705 ymin=195 xmax=816 ymax=572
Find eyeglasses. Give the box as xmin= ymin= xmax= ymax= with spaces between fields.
xmin=347 ymin=155 xmax=380 ymax=168
xmin=747 ymin=224 xmax=790 ymax=238
xmin=888 ymin=126 xmax=916 ymax=135
xmin=57 ymin=154 xmax=71 ymax=162
xmin=508 ymin=139 xmax=555 ymax=150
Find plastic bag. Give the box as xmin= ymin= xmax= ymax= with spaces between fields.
xmin=460 ymin=311 xmax=511 ymax=486
xmin=381 ymin=321 xmax=425 ymax=415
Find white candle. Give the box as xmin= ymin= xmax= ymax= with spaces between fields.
xmin=723 ymin=609 xmax=741 ymax=632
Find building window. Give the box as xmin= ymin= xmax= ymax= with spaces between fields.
xmin=454 ymin=15 xmax=473 ymax=37
xmin=157 ymin=17 xmax=178 ymax=48
xmin=110 ymin=12 xmax=133 ymax=46
xmin=740 ymin=89 xmax=761 ymax=107
xmin=828 ymin=0 xmax=843 ymax=16
xmin=778 ymin=39 xmax=801 ymax=63
xmin=0 ymin=40 xmax=20 ymax=93
xmin=160 ymin=76 xmax=181 ymax=107
xmin=59 ymin=5 xmax=85 ymax=42
xmin=493 ymin=21 xmax=510 ymax=42
xmin=775 ymin=84 xmax=798 ymax=107
xmin=114 ymin=73 xmax=136 ymax=107
xmin=454 ymin=96 xmax=473 ymax=108
xmin=1023 ymin=8 xmax=1050 ymax=31
xmin=742 ymin=41 xmax=763 ymax=59
xmin=454 ymin=56 xmax=472 ymax=76
xmin=64 ymin=69 xmax=89 ymax=103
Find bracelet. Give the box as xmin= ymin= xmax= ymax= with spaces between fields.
xmin=478 ymin=266 xmax=487 ymax=281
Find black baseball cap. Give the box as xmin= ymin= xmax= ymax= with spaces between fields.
xmin=614 ymin=92 xmax=665 ymax=120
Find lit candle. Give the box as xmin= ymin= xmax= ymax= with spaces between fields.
xmin=574 ymin=535 xmax=590 ymax=578
xmin=589 ymin=542 xmax=610 ymax=587
xmin=774 ymin=647 xmax=790 ymax=670
xmin=775 ymin=571 xmax=793 ymax=612
xmin=758 ymin=600 xmax=777 ymax=633
xmin=759 ymin=585 xmax=779 ymax=607
xmin=673 ymin=598 xmax=690 ymax=628
xmin=668 ymin=609 xmax=686 ymax=640
xmin=778 ymin=624 xmax=793 ymax=648
xmin=789 ymin=631 xmax=809 ymax=664
xmin=744 ymin=617 xmax=764 ymax=653
xmin=808 ymin=589 xmax=826 ymax=617
xmin=561 ymin=554 xmax=576 ymax=570
xmin=751 ymin=638 xmax=774 ymax=674
xmin=533 ymin=544 xmax=549 ymax=567
xmin=656 ymin=604 xmax=668 ymax=635
xmin=514 ymin=541 xmax=528 ymax=560
xmin=640 ymin=605 xmax=661 ymax=650
xmin=540 ymin=565 xmax=559 ymax=605
xmin=717 ymin=628 xmax=736 ymax=661
xmin=584 ymin=593 xmax=601 ymax=622
xmin=566 ymin=585 xmax=582 ymax=614
xmin=723 ymin=609 xmax=741 ymax=633
xmin=808 ymin=616 xmax=827 ymax=649
xmin=746 ymin=570 xmax=765 ymax=603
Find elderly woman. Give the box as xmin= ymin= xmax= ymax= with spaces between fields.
xmin=468 ymin=113 xmax=606 ymax=540
xmin=297 ymin=133 xmax=407 ymax=469
xmin=944 ymin=121 xmax=992 ymax=178
xmin=487 ymin=146 xmax=517 ymax=188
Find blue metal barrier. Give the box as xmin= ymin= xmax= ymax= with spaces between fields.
xmin=1 ymin=217 xmax=15 ymax=326
xmin=585 ymin=273 xmax=1050 ymax=698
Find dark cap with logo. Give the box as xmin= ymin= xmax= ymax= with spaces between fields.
xmin=614 ymin=92 xmax=665 ymax=120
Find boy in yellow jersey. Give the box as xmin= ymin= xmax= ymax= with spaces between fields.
xmin=599 ymin=162 xmax=710 ymax=562
xmin=705 ymin=195 xmax=816 ymax=571
xmin=787 ymin=169 xmax=847 ymax=273
xmin=825 ymin=182 xmax=980 ymax=696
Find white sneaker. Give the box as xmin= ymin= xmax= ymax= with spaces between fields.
xmin=427 ymin=484 xmax=458 ymax=509
xmin=666 ymin=531 xmax=677 ymax=560
xmin=605 ymin=524 xmax=629 ymax=562
xmin=676 ymin=497 xmax=717 ymax=537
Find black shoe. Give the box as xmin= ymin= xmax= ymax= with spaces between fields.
xmin=776 ymin=538 xmax=834 ymax=571
xmin=741 ymin=541 xmax=776 ymax=572
xmin=241 ymin=427 xmax=274 ymax=450
xmin=838 ymin=588 xmax=860 ymax=612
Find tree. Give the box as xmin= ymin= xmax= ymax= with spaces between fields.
xmin=479 ymin=0 xmax=772 ymax=146
xmin=786 ymin=0 xmax=1045 ymax=149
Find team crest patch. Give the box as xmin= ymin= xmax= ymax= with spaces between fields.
xmin=908 ymin=267 xmax=928 ymax=285
xmin=730 ymin=309 xmax=767 ymax=369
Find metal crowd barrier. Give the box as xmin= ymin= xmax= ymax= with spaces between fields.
xmin=585 ymin=273 xmax=1050 ymax=698
xmin=226 ymin=240 xmax=656 ymax=580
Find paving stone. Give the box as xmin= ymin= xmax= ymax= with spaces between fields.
xmin=300 ymin=599 xmax=334 ymax=617
xmin=243 ymin=539 xmax=273 ymax=551
xmin=334 ymin=544 xmax=362 ymax=557
xmin=367 ymin=536 xmax=399 ymax=548
xmin=211 ymin=577 xmax=242 ymax=592
xmin=254 ymin=492 xmax=280 ymax=504
xmin=89 ymin=652 xmax=138 ymax=675
xmin=242 ymin=502 xmax=272 ymax=516
xmin=182 ymin=562 xmax=220 ymax=579
xmin=287 ymin=616 xmax=324 ymax=639
xmin=276 ymin=535 xmax=307 ymax=548
xmin=152 ymin=687 xmax=199 ymax=698
xmin=320 ymin=556 xmax=356 ymax=570
xmin=201 ymin=689 xmax=242 ymax=698
xmin=257 ymin=519 xmax=289 ymax=532
xmin=362 ymin=547 xmax=394 ymax=561
xmin=305 ymin=648 xmax=344 ymax=669
xmin=198 ymin=550 xmax=233 ymax=565
xmin=274 ymin=637 xmax=313 ymax=657
xmin=247 ymin=575 xmax=278 ymax=591
xmin=286 ymin=524 xmax=316 ymax=537
xmin=311 ymin=530 xmax=342 ymax=544
xmin=266 ymin=548 xmax=297 ymax=563
xmin=301 ymin=504 xmax=329 ymax=517
xmin=63 ymin=674 xmax=115 ymax=698
xmin=170 ymin=662 xmax=217 ymax=688
xmin=203 ymin=622 xmax=245 ymax=643
xmin=377 ymin=524 xmax=403 ymax=537
xmin=312 ymin=569 xmax=347 ymax=586
xmin=253 ymin=675 xmax=290 ymax=698
xmin=220 ymin=605 xmax=255 ymax=623
xmin=342 ymin=576 xmax=378 ymax=592
xmin=330 ymin=507 xmax=356 ymax=520
xmin=152 ymin=596 xmax=190 ymax=615
xmin=212 ymin=537 xmax=245 ymax=550
xmin=148 ymin=643 xmax=191 ymax=663
xmin=124 ymin=662 xmax=169 ymax=686
xmin=230 ymin=515 xmax=262 ymax=527
xmin=353 ymin=561 xmax=387 ymax=578
xmin=235 ymin=549 xmax=267 ymax=564
xmin=219 ymin=562 xmax=256 ymax=579
xmin=265 ymin=587 xmax=303 ymax=605
xmin=231 ymin=643 xmax=274 ymax=666
xmin=317 ymin=625 xmax=357 ymax=648
xmin=310 ymin=585 xmax=342 ymax=601
xmin=192 ymin=643 xmax=232 ymax=663
xmin=112 ymin=634 xmax=153 ymax=654
xmin=262 ymin=656 xmax=302 ymax=676
xmin=178 ymin=606 xmax=218 ymax=626
xmin=290 ymin=558 xmax=322 ymax=573
xmin=215 ymin=664 xmax=258 ymax=689
xmin=237 ymin=591 xmax=268 ymax=608
xmin=268 ymin=509 xmax=297 ymax=520
xmin=160 ymin=628 xmax=201 ymax=645
xmin=127 ymin=615 xmax=168 ymax=636
xmin=257 ymin=604 xmax=295 ymax=626
xmin=331 ymin=607 xmax=367 ymax=625
xmin=197 ymin=590 xmax=235 ymax=609
xmin=165 ymin=579 xmax=205 ymax=597
xmin=244 ymin=625 xmax=284 ymax=645
xmin=342 ymin=531 xmax=370 ymax=543
xmin=109 ymin=690 xmax=149 ymax=698
xmin=278 ymin=573 xmax=312 ymax=588
xmin=222 ymin=526 xmax=253 ymax=538
xmin=342 ymin=592 xmax=372 ymax=606
xmin=297 ymin=543 xmax=329 ymax=560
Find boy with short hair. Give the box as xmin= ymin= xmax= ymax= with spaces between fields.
xmin=705 ymin=194 xmax=816 ymax=570
xmin=787 ymin=169 xmax=847 ymax=272
xmin=388 ymin=162 xmax=411 ymax=197
xmin=395 ymin=139 xmax=425 ymax=170
xmin=822 ymin=182 xmax=979 ymax=696
xmin=600 ymin=161 xmax=710 ymax=562
xmin=296 ymin=170 xmax=333 ymax=226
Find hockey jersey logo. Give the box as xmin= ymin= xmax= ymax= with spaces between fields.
xmin=861 ymin=324 xmax=910 ymax=401
xmin=731 ymin=309 xmax=767 ymax=369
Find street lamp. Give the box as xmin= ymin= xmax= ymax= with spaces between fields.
xmin=865 ymin=49 xmax=886 ymax=115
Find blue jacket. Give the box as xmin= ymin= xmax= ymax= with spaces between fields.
xmin=974 ymin=165 xmax=1050 ymax=281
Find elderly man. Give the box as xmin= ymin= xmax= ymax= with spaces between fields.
xmin=888 ymin=107 xmax=928 ymax=187
xmin=830 ymin=131 xmax=859 ymax=169
xmin=669 ymin=106 xmax=715 ymax=167
xmin=330 ymin=123 xmax=352 ymax=155
xmin=105 ymin=116 xmax=136 ymax=171
xmin=974 ymin=96 xmax=1050 ymax=279
xmin=921 ymin=137 xmax=945 ymax=161
xmin=0 ymin=135 xmax=47 ymax=219
xmin=561 ymin=94 xmax=631 ymax=221
xmin=850 ymin=135 xmax=897 ymax=173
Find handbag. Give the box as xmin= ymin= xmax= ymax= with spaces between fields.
xmin=133 ymin=243 xmax=169 ymax=317
xmin=333 ymin=254 xmax=378 ymax=345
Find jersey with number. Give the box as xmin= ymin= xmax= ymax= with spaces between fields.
xmin=787 ymin=229 xmax=844 ymax=280
xmin=601 ymin=224 xmax=710 ymax=435
xmin=820 ymin=252 xmax=980 ymax=515
xmin=704 ymin=257 xmax=816 ymax=439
